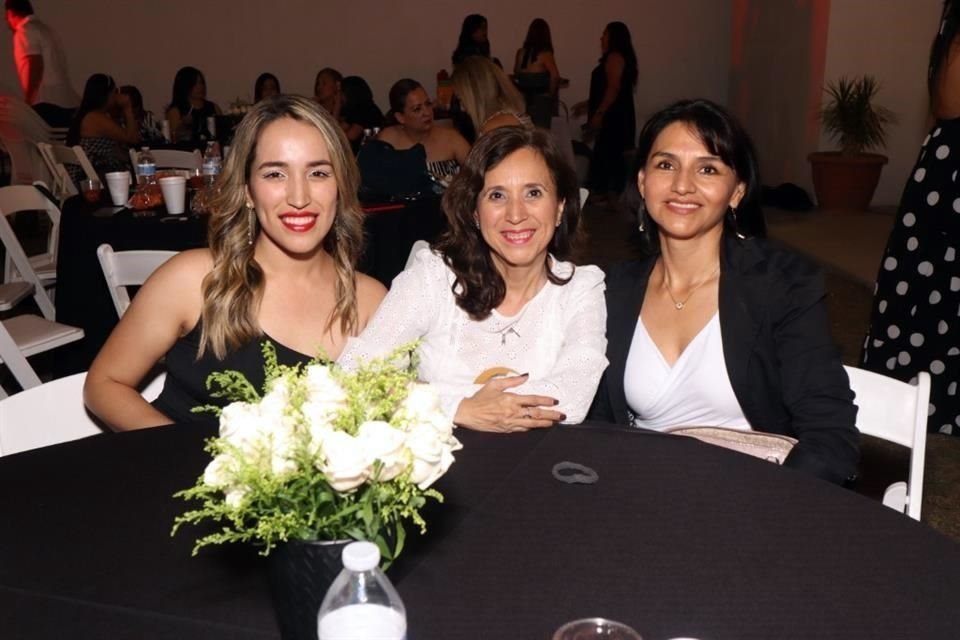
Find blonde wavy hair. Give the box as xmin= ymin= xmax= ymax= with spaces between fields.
xmin=199 ymin=94 xmax=364 ymax=359
xmin=451 ymin=56 xmax=526 ymax=130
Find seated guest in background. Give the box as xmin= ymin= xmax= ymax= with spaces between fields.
xmin=588 ymin=99 xmax=859 ymax=484
xmin=66 ymin=73 xmax=138 ymax=178
xmin=84 ymin=95 xmax=386 ymax=431
xmin=377 ymin=78 xmax=469 ymax=181
xmin=119 ymin=85 xmax=164 ymax=144
xmin=314 ymin=67 xmax=342 ymax=118
xmin=341 ymin=127 xmax=606 ymax=432
xmin=165 ymin=66 xmax=221 ymax=144
xmin=451 ymin=13 xmax=492 ymax=66
xmin=451 ymin=56 xmax=531 ymax=135
xmin=339 ymin=75 xmax=384 ymax=153
xmin=254 ymin=72 xmax=281 ymax=102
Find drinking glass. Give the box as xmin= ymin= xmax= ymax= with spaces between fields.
xmin=187 ymin=168 xmax=204 ymax=190
xmin=80 ymin=178 xmax=102 ymax=204
xmin=553 ymin=618 xmax=642 ymax=640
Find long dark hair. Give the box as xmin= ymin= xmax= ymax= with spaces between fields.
xmin=604 ymin=21 xmax=638 ymax=87
xmin=67 ymin=73 xmax=116 ymax=145
xmin=452 ymin=14 xmax=490 ymax=64
xmin=930 ymin=1 xmax=960 ymax=99
xmin=342 ymin=76 xmax=384 ymax=122
xmin=436 ymin=127 xmax=581 ymax=320
xmin=254 ymin=73 xmax=280 ymax=102
xmin=627 ymin=99 xmax=766 ymax=255
xmin=521 ymin=18 xmax=553 ymax=65
xmin=170 ymin=66 xmax=205 ymax=115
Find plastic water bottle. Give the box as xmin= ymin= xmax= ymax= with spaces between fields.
xmin=317 ymin=542 xmax=406 ymax=640
xmin=135 ymin=147 xmax=157 ymax=187
xmin=202 ymin=141 xmax=222 ymax=184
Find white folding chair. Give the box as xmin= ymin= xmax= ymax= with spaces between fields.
xmin=0 ymin=185 xmax=61 ymax=318
xmin=129 ymin=148 xmax=202 ymax=170
xmin=579 ymin=188 xmax=589 ymax=208
xmin=96 ymin=244 xmax=176 ymax=318
xmin=36 ymin=142 xmax=98 ymax=200
xmin=0 ymin=370 xmax=166 ymax=456
xmin=845 ymin=365 xmax=930 ymax=521
xmin=0 ymin=313 xmax=84 ymax=398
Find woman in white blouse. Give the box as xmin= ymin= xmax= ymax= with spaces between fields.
xmin=340 ymin=127 xmax=607 ymax=432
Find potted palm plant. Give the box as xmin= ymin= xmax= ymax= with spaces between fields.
xmin=809 ymin=75 xmax=896 ymax=211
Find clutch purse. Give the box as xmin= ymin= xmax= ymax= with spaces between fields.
xmin=664 ymin=426 xmax=797 ymax=465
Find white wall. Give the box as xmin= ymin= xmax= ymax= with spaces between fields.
xmin=821 ymin=0 xmax=943 ymax=206
xmin=0 ymin=0 xmax=730 ymax=131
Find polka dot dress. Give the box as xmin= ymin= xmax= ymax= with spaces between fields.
xmin=860 ymin=119 xmax=960 ymax=435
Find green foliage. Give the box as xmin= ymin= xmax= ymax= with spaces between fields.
xmin=819 ymin=75 xmax=896 ymax=154
xmin=172 ymin=340 xmax=445 ymax=563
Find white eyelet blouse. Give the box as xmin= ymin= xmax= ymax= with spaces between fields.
xmin=338 ymin=248 xmax=608 ymax=423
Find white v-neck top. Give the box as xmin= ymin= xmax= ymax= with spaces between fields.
xmin=339 ymin=248 xmax=608 ymax=423
xmin=623 ymin=312 xmax=750 ymax=431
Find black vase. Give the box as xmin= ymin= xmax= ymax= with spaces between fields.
xmin=267 ymin=539 xmax=350 ymax=640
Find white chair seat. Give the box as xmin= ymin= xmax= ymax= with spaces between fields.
xmin=0 ymin=281 xmax=33 ymax=311
xmin=2 ymin=314 xmax=83 ymax=358
xmin=29 ymin=253 xmax=56 ymax=280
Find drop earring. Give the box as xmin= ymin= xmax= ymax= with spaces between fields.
xmin=637 ymin=201 xmax=645 ymax=232
xmin=730 ymin=206 xmax=746 ymax=240
xmin=247 ymin=203 xmax=255 ymax=245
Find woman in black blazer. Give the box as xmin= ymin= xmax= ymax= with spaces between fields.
xmin=589 ymin=99 xmax=859 ymax=484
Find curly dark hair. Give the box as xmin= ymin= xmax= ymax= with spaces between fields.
xmin=435 ymin=126 xmax=581 ymax=320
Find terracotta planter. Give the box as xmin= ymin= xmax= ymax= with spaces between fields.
xmin=808 ymin=151 xmax=887 ymax=211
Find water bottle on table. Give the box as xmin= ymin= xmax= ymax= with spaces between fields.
xmin=317 ymin=541 xmax=406 ymax=640
xmin=202 ymin=141 xmax=222 ymax=185
xmin=135 ymin=147 xmax=157 ymax=188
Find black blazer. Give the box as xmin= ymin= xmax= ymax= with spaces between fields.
xmin=589 ymin=234 xmax=860 ymax=484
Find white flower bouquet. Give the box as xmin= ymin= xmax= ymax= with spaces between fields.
xmin=172 ymin=342 xmax=461 ymax=561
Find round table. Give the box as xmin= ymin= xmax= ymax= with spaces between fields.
xmin=1 ymin=422 xmax=958 ymax=639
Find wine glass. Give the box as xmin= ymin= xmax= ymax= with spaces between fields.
xmin=553 ymin=618 xmax=642 ymax=640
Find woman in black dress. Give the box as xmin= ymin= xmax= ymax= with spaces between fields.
xmin=577 ymin=22 xmax=637 ymax=204
xmin=860 ymin=0 xmax=960 ymax=435
xmin=165 ymin=66 xmax=222 ymax=144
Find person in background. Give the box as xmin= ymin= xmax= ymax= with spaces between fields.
xmin=514 ymin=18 xmax=560 ymax=94
xmin=339 ymin=75 xmax=384 ymax=154
xmin=451 ymin=56 xmax=530 ymax=135
xmin=314 ymin=67 xmax=342 ymax=119
xmin=4 ymin=0 xmax=79 ymax=127
xmin=589 ymin=99 xmax=858 ymax=485
xmin=119 ymin=85 xmax=164 ymax=145
xmin=860 ymin=0 xmax=960 ymax=435
xmin=573 ymin=21 xmax=637 ymax=207
xmin=341 ymin=126 xmax=607 ymax=431
xmin=254 ymin=72 xmax=281 ymax=102
xmin=452 ymin=14 xmax=491 ymax=66
xmin=376 ymin=78 xmax=469 ymax=181
xmin=66 ymin=74 xmax=138 ymax=179
xmin=84 ymin=95 xmax=386 ymax=431
xmin=165 ymin=66 xmax=221 ymax=144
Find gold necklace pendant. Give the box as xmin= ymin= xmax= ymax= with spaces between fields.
xmin=663 ymin=266 xmax=720 ymax=311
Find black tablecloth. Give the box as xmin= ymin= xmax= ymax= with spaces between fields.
xmin=1 ymin=422 xmax=958 ymax=639
xmin=53 ymin=196 xmax=446 ymax=373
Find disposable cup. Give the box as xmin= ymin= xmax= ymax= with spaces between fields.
xmin=159 ymin=176 xmax=187 ymax=214
xmin=105 ymin=171 xmax=131 ymax=206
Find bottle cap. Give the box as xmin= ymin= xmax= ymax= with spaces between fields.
xmin=342 ymin=541 xmax=380 ymax=572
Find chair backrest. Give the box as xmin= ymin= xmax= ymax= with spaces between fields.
xmin=36 ymin=142 xmax=79 ymax=200
xmin=96 ymin=243 xmax=176 ymax=318
xmin=129 ymin=148 xmax=202 ymax=170
xmin=0 ymin=371 xmax=167 ymax=457
xmin=579 ymin=188 xmax=589 ymax=208
xmin=0 ymin=185 xmax=60 ymax=319
xmin=39 ymin=142 xmax=98 ymax=180
xmin=844 ymin=365 xmax=930 ymax=520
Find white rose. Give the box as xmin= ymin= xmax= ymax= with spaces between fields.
xmin=406 ymin=423 xmax=459 ymax=489
xmin=258 ymin=378 xmax=300 ymax=476
xmin=398 ymin=384 xmax=442 ymax=423
xmin=203 ymin=453 xmax=233 ymax=488
xmin=302 ymin=365 xmax=347 ymax=429
xmin=218 ymin=401 xmax=267 ymax=459
xmin=315 ymin=428 xmax=369 ymax=492
xmin=225 ymin=487 xmax=248 ymax=509
xmin=355 ymin=421 xmax=409 ymax=481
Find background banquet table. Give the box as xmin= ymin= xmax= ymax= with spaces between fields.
xmin=2 ymin=422 xmax=959 ymax=639
xmin=53 ymin=195 xmax=446 ymax=373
